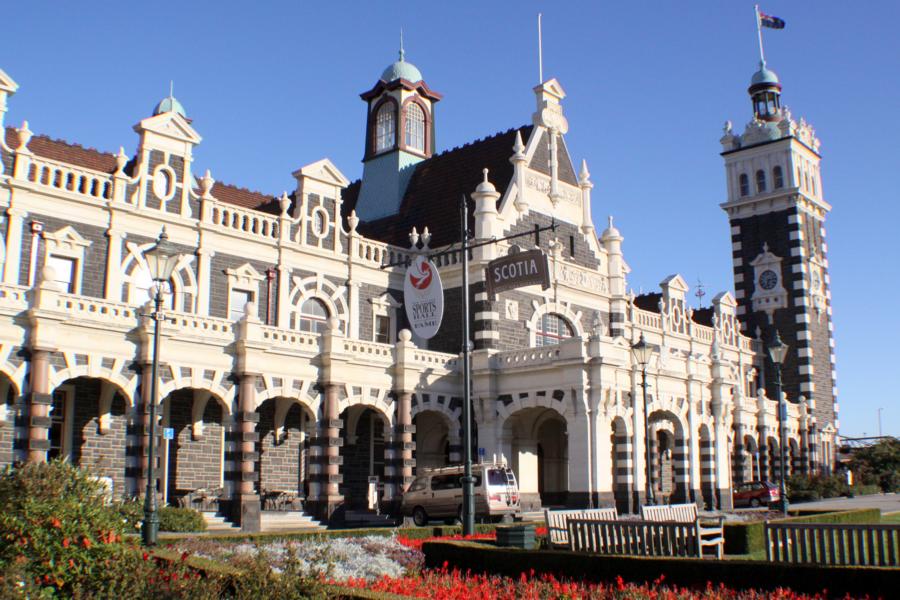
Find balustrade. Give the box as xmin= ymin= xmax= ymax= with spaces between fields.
xmin=207 ymin=201 xmax=280 ymax=240
xmin=26 ymin=157 xmax=112 ymax=201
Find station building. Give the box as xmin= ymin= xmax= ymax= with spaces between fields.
xmin=0 ymin=48 xmax=837 ymax=528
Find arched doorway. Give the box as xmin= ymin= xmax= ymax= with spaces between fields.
xmin=610 ymin=417 xmax=631 ymax=514
xmin=160 ymin=389 xmax=227 ymax=508
xmin=256 ymin=397 xmax=316 ymax=509
xmin=743 ymin=434 xmax=760 ymax=482
xmin=412 ymin=410 xmax=452 ymax=473
xmin=503 ymin=407 xmax=568 ymax=510
xmin=0 ymin=374 xmax=20 ymax=469
xmin=766 ymin=436 xmax=780 ymax=482
xmin=648 ymin=410 xmax=688 ymax=503
xmin=48 ymin=377 xmax=131 ymax=498
xmin=339 ymin=406 xmax=389 ymax=509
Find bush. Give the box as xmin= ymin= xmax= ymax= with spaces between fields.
xmin=159 ymin=506 xmax=207 ymax=532
xmin=787 ymin=473 xmax=849 ymax=501
xmin=850 ymin=438 xmax=900 ymax=492
xmin=0 ymin=460 xmax=129 ymax=595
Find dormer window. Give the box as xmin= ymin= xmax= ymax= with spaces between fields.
xmin=739 ymin=174 xmax=750 ymax=197
xmin=756 ymin=170 xmax=767 ymax=193
xmin=375 ymin=103 xmax=396 ymax=153
xmin=405 ymin=102 xmax=425 ymax=152
xmin=773 ymin=166 xmax=784 ymax=189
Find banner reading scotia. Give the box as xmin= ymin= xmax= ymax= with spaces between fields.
xmin=403 ymin=256 xmax=444 ymax=339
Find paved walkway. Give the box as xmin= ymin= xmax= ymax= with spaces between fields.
xmin=789 ymin=493 xmax=900 ymax=513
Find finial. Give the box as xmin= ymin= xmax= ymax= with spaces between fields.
xmin=347 ymin=209 xmax=359 ymax=232
xmin=512 ymin=130 xmax=525 ymax=154
xmin=116 ymin=147 xmax=128 ymax=173
xmin=762 ymin=241 xmax=769 ymax=253
xmin=607 ymin=215 xmax=614 ymax=229
xmin=420 ymin=226 xmax=431 ymax=249
xmin=408 ymin=226 xmax=419 ymax=248
xmin=579 ymin=159 xmax=590 ymax=183
xmin=399 ymin=28 xmax=405 ymax=61
xmin=482 ymin=168 xmax=489 ymax=183
xmin=279 ymin=192 xmax=291 ymax=215
xmin=169 ymin=80 xmax=174 ymax=102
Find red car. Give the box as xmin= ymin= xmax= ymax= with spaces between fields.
xmin=733 ymin=481 xmax=780 ymax=508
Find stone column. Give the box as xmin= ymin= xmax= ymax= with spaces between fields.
xmin=26 ymin=349 xmax=51 ymax=463
xmin=234 ymin=374 xmax=260 ymax=532
xmin=316 ymin=382 xmax=343 ymax=519
xmin=391 ymin=329 xmax=417 ymax=511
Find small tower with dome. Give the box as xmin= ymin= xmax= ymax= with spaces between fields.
xmin=355 ymin=43 xmax=442 ymax=221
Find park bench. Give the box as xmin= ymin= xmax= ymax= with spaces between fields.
xmin=544 ymin=507 xmax=618 ymax=548
xmin=641 ymin=503 xmax=725 ymax=559
xmin=764 ymin=521 xmax=900 ymax=567
xmin=567 ymin=518 xmax=701 ymax=557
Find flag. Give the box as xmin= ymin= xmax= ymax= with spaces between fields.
xmin=759 ymin=11 xmax=785 ymax=29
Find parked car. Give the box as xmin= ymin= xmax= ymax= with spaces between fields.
xmin=733 ymin=480 xmax=780 ymax=508
xmin=400 ymin=463 xmax=521 ymax=526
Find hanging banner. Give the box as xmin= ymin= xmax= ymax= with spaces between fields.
xmin=403 ymin=256 xmax=444 ymax=339
xmin=485 ymin=248 xmax=550 ymax=299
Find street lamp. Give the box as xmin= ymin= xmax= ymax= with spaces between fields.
xmin=631 ymin=333 xmax=655 ymax=507
xmin=142 ymin=228 xmax=181 ymax=546
xmin=768 ymin=330 xmax=789 ymax=516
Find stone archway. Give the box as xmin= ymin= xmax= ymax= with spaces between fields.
xmin=0 ymin=373 xmax=20 ymax=469
xmin=647 ymin=409 xmax=689 ymax=503
xmin=339 ymin=405 xmax=390 ymax=509
xmin=160 ymin=388 xmax=228 ymax=507
xmin=503 ymin=406 xmax=568 ymax=510
xmin=413 ymin=410 xmax=454 ymax=473
xmin=742 ymin=434 xmax=760 ymax=482
xmin=48 ymin=376 xmax=131 ymax=498
xmin=766 ymin=436 xmax=780 ymax=482
xmin=256 ymin=397 xmax=316 ymax=507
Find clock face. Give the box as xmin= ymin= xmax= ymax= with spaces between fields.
xmin=759 ymin=269 xmax=778 ymax=290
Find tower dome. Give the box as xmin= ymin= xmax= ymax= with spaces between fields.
xmin=153 ymin=95 xmax=187 ymax=118
xmin=747 ymin=61 xmax=782 ymax=122
xmin=750 ymin=63 xmax=780 ymax=87
xmin=380 ymin=48 xmax=422 ymax=83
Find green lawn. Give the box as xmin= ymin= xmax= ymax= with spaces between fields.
xmin=882 ymin=512 xmax=900 ymax=524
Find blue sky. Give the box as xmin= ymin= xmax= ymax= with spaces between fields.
xmin=3 ymin=2 xmax=898 ymax=437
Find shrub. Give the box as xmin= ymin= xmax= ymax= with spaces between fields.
xmin=0 ymin=460 xmax=129 ymax=595
xmin=159 ymin=506 xmax=207 ymax=532
xmin=787 ymin=472 xmax=849 ymax=501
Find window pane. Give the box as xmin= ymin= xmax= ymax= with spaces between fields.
xmin=230 ymin=289 xmax=253 ymax=321
xmin=375 ymin=315 xmax=391 ymax=343
xmin=47 ymin=255 xmax=76 ymax=293
xmin=299 ymin=298 xmax=329 ymax=333
xmin=375 ymin=104 xmax=395 ymax=152
xmin=536 ymin=313 xmax=573 ymax=346
xmin=405 ymin=103 xmax=425 ymax=151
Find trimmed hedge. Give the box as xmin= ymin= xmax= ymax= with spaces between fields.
xmin=780 ymin=508 xmax=881 ymax=525
xmin=158 ymin=506 xmax=207 ymax=532
xmin=423 ymin=540 xmax=900 ymax=598
xmin=160 ymin=523 xmax=499 ymax=546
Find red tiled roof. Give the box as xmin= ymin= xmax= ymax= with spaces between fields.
xmin=345 ymin=125 xmax=533 ymax=248
xmin=210 ymin=182 xmax=280 ymax=214
xmin=5 ymin=126 xmax=120 ymax=173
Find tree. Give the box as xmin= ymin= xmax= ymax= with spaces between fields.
xmin=849 ymin=438 xmax=900 ymax=493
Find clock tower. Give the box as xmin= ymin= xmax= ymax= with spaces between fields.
xmin=720 ymin=61 xmax=837 ymax=452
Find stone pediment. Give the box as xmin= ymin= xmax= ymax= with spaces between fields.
xmin=134 ymin=111 xmax=202 ymax=145
xmin=43 ymin=225 xmax=92 ymax=250
xmin=0 ymin=68 xmax=19 ymax=95
xmin=712 ymin=291 xmax=737 ymax=308
xmin=660 ymin=274 xmax=689 ymax=294
xmin=292 ymin=158 xmax=349 ymax=188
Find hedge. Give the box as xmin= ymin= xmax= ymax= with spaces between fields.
xmin=160 ymin=523 xmax=499 ymax=546
xmin=423 ymin=540 xmax=900 ymax=598
xmin=778 ymin=508 xmax=881 ymax=525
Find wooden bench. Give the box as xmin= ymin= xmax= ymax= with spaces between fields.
xmin=641 ymin=503 xmax=725 ymax=559
xmin=765 ymin=522 xmax=900 ymax=567
xmin=567 ymin=518 xmax=701 ymax=557
xmin=544 ymin=507 xmax=618 ymax=548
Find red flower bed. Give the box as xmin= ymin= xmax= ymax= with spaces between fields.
xmin=396 ymin=533 xmax=496 ymax=552
xmin=336 ymin=565 xmax=857 ymax=599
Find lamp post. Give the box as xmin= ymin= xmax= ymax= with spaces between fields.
xmin=768 ymin=330 xmax=789 ymax=516
xmin=141 ymin=228 xmax=181 ymax=546
xmin=631 ymin=333 xmax=655 ymax=507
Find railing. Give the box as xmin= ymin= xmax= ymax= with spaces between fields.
xmin=57 ymin=294 xmax=137 ymax=327
xmin=493 ymin=346 xmax=561 ymax=368
xmin=765 ymin=522 xmax=900 ymax=566
xmin=633 ymin=308 xmax=661 ymax=330
xmin=259 ymin=326 xmax=320 ymax=351
xmin=26 ymin=156 xmax=112 ymax=201
xmin=342 ymin=339 xmax=393 ymax=363
xmin=356 ymin=238 xmax=411 ymax=269
xmin=166 ymin=313 xmax=234 ymax=340
xmin=0 ymin=284 xmax=28 ymax=310
xmin=411 ymin=349 xmax=458 ymax=371
xmin=694 ymin=324 xmax=715 ymax=343
xmin=205 ymin=199 xmax=280 ymax=240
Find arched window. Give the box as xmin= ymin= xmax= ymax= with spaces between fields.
xmin=535 ymin=313 xmax=574 ymax=347
xmin=299 ymin=298 xmax=329 ymax=333
xmin=739 ymin=174 xmax=749 ymax=197
xmin=405 ymin=102 xmax=425 ymax=152
xmin=375 ymin=103 xmax=396 ymax=153
xmin=773 ymin=166 xmax=784 ymax=189
xmin=755 ymin=169 xmax=767 ymax=193
xmin=131 ymin=267 xmax=174 ymax=309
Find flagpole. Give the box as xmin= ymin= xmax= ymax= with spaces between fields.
xmin=754 ymin=4 xmax=766 ymax=65
xmin=537 ymin=13 xmax=544 ymax=84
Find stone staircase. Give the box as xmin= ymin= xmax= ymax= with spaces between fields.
xmin=339 ymin=509 xmax=399 ymax=529
xmin=202 ymin=513 xmax=240 ymax=534
xmin=260 ymin=511 xmax=324 ymax=533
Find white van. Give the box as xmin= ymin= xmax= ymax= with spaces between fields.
xmin=400 ymin=463 xmax=520 ymax=526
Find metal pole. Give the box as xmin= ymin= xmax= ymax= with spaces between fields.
xmin=775 ymin=362 xmax=789 ymax=515
xmin=460 ymin=195 xmax=474 ymax=536
xmin=754 ymin=4 xmax=766 ymax=65
xmin=642 ymin=366 xmax=654 ymax=506
xmin=142 ymin=289 xmax=163 ymax=545
xmin=878 ymin=408 xmax=883 ymax=438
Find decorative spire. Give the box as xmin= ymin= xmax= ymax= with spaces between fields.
xmin=399 ymin=28 xmax=405 ymax=61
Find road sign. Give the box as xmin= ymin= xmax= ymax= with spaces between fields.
xmin=163 ymin=427 xmax=174 ymax=440
xmin=403 ymin=256 xmax=444 ymax=339
xmin=478 ymin=447 xmax=486 ymax=459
